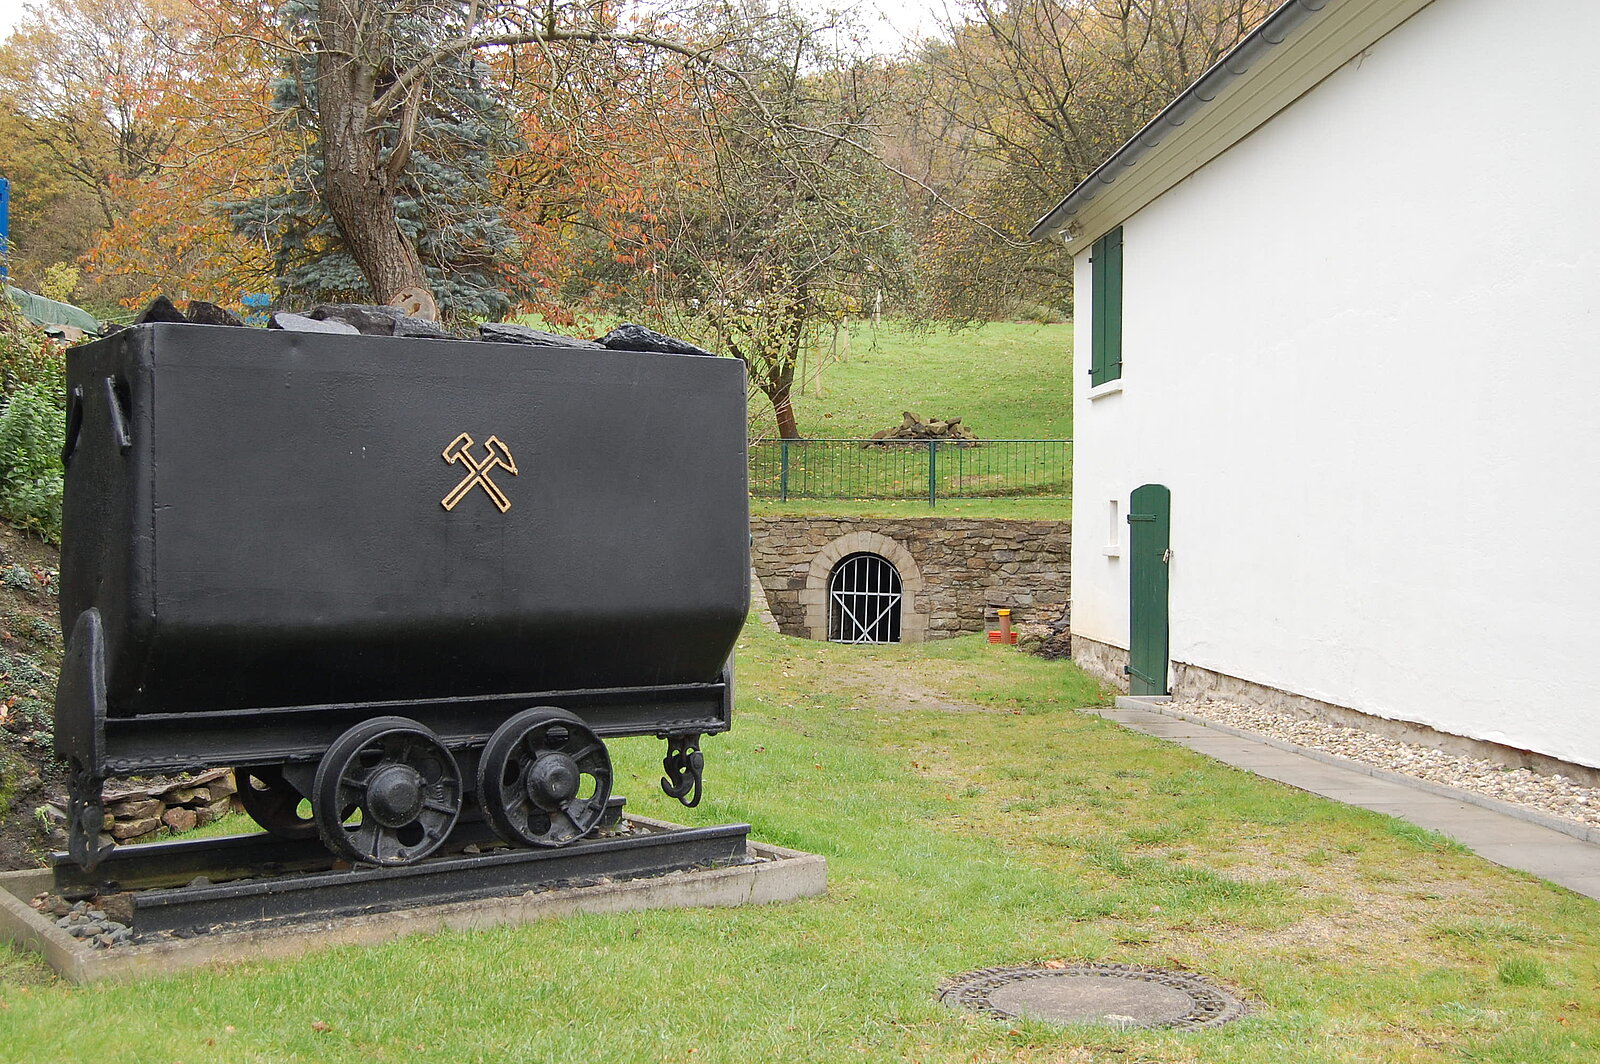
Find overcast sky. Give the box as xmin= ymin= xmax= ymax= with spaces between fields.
xmin=0 ymin=0 xmax=23 ymax=38
xmin=0 ymin=0 xmax=951 ymax=52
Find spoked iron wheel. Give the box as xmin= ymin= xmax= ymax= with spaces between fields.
xmin=477 ymin=707 xmax=612 ymax=848
xmin=236 ymin=766 xmax=317 ymax=839
xmin=313 ymin=716 xmax=462 ymax=865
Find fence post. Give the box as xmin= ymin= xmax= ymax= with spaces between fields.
xmin=928 ymin=439 xmax=938 ymax=507
xmin=780 ymin=441 xmax=790 ymax=502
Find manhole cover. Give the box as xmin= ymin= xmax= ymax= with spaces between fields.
xmin=938 ymin=963 xmax=1247 ymax=1031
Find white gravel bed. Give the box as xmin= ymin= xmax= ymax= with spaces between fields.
xmin=1168 ymin=697 xmax=1600 ymax=831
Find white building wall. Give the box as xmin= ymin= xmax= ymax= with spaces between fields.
xmin=1070 ymin=0 xmax=1600 ymax=768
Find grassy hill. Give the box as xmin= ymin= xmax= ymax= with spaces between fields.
xmin=766 ymin=321 xmax=1075 ymax=441
xmin=750 ymin=321 xmax=1075 ymax=518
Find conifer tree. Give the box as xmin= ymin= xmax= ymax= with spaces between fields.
xmin=230 ymin=0 xmax=518 ymax=320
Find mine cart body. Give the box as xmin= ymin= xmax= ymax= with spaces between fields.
xmin=55 ymin=323 xmax=748 ymax=869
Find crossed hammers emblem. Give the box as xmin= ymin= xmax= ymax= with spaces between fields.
xmin=441 ymin=433 xmax=518 ymax=513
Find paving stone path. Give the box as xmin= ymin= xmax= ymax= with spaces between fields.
xmin=1100 ymin=697 xmax=1600 ymax=902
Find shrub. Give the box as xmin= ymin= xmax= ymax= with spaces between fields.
xmin=2 ymin=564 xmax=37 ymax=590
xmin=0 ymin=644 xmax=55 ymax=738
xmin=38 ymin=263 xmax=80 ymax=305
xmin=1003 ymin=298 xmax=1070 ymax=325
xmin=0 ymin=381 xmax=66 ymax=541
xmin=0 ymin=296 xmax=66 ymax=404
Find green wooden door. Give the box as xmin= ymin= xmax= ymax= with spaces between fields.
xmin=1127 ymin=483 xmax=1170 ymax=696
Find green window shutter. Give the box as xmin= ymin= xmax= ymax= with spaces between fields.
xmin=1103 ymin=226 xmax=1123 ymax=381
xmin=1090 ymin=234 xmax=1107 ymax=384
xmin=1089 ymin=226 xmax=1123 ymax=387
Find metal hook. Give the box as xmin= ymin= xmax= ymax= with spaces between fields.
xmin=660 ymin=734 xmax=704 ymax=808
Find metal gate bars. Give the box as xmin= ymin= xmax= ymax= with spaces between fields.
xmin=828 ymin=552 xmax=903 ymax=643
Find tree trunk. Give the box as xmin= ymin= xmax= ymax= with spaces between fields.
xmin=770 ymin=386 xmax=800 ymax=440
xmin=315 ymin=1 xmax=432 ymax=306
xmin=765 ymin=354 xmax=801 ymax=438
xmin=765 ymin=318 xmax=804 ymax=439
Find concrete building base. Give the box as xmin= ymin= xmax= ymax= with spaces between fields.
xmin=1073 ymin=634 xmax=1600 ymax=788
xmin=0 ymin=817 xmax=827 ymax=984
xmin=1070 ymin=634 xmax=1130 ymax=693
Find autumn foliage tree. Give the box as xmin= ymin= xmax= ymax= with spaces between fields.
xmin=896 ymin=0 xmax=1274 ymax=318
xmin=3 ymin=0 xmax=1276 ymax=337
xmin=0 ymin=0 xmax=211 ymax=299
xmin=2 ymin=0 xmax=734 ymax=316
xmin=219 ymin=0 xmax=770 ymax=315
xmin=0 ymin=0 xmax=287 ymax=307
xmin=487 ymin=31 xmax=703 ymax=322
xmin=630 ymin=10 xmax=916 ymax=439
xmin=0 ymin=0 xmax=195 ymax=227
xmin=85 ymin=3 xmax=289 ymax=307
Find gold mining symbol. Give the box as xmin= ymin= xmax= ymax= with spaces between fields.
xmin=441 ymin=433 xmax=518 ymax=513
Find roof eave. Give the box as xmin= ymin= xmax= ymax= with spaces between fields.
xmin=1028 ymin=0 xmax=1337 ymax=245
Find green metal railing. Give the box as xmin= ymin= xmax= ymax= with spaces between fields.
xmin=750 ymin=438 xmax=1071 ymax=506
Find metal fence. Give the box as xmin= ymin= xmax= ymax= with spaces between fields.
xmin=750 ymin=438 xmax=1071 ymax=505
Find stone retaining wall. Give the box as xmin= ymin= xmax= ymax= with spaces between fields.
xmin=38 ymin=770 xmax=239 ymax=848
xmin=750 ymin=517 xmax=1070 ymax=642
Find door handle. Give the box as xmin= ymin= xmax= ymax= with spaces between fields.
xmin=104 ymin=376 xmax=132 ymax=452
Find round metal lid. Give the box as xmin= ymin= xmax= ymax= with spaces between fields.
xmin=939 ymin=963 xmax=1247 ymax=1031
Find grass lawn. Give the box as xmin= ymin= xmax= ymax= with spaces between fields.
xmin=777 ymin=321 xmax=1075 ymax=442
xmin=3 ymin=622 xmax=1598 ymax=1063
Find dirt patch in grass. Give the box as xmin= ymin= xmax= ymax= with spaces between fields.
xmin=1133 ymin=839 xmax=1495 ymax=964
xmin=755 ymin=635 xmax=1110 ymax=719
xmin=740 ymin=640 xmax=1003 ymax=717
xmin=827 ymin=658 xmax=998 ymax=715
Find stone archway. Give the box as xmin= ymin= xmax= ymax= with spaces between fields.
xmin=800 ymin=531 xmax=928 ymax=642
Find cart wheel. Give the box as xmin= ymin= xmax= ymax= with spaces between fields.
xmin=237 ymin=766 xmax=317 ymax=839
xmin=477 ymin=707 xmax=612 ymax=848
xmin=313 ymin=716 xmax=462 ymax=865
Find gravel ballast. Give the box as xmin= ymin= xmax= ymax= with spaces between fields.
xmin=1166 ymin=698 xmax=1600 ymax=832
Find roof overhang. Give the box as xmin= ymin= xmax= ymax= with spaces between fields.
xmin=1029 ymin=0 xmax=1439 ymax=250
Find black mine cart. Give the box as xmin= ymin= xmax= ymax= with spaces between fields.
xmin=55 ymin=323 xmax=749 ymax=871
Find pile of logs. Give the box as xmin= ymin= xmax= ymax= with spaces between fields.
xmin=863 ymin=410 xmax=980 ymax=448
